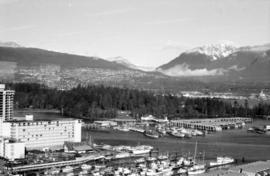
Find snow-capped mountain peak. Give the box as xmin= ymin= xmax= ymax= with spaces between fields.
xmin=186 ymin=43 xmax=237 ymax=60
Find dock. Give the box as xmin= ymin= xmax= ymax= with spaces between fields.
xmin=8 ymin=154 xmax=104 ymax=173
xmin=171 ymin=117 xmax=252 ymax=132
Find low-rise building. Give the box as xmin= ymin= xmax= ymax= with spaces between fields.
xmin=3 ymin=118 xmax=81 ymax=150
xmin=0 ymin=138 xmax=25 ymax=161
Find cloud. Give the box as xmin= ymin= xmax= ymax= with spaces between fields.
xmin=0 ymin=25 xmax=36 ymax=33
xmin=146 ymin=18 xmax=193 ymax=25
xmin=88 ymin=8 xmax=135 ymax=17
xmin=159 ymin=63 xmax=225 ymax=76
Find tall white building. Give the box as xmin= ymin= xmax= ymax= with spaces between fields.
xmin=0 ymin=84 xmax=15 ymax=137
xmin=0 ymin=84 xmax=82 ymax=153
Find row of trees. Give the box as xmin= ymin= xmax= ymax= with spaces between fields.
xmin=8 ymin=83 xmax=270 ymax=120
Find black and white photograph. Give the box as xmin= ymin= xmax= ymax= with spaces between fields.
xmin=0 ymin=0 xmax=270 ymax=175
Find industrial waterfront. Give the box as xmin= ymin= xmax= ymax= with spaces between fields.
xmin=16 ymin=111 xmax=270 ymax=161
xmin=84 ymin=120 xmax=270 ymax=162
xmin=0 ymin=87 xmax=268 ymax=175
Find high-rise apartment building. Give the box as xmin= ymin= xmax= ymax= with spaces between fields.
xmin=0 ymin=84 xmax=14 ymax=121
xmin=0 ymin=84 xmax=15 ymax=137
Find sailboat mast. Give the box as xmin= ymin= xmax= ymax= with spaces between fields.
xmin=194 ymin=141 xmax=198 ymax=163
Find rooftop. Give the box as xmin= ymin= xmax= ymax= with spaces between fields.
xmin=6 ymin=117 xmax=79 ymax=123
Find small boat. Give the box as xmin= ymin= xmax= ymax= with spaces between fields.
xmin=192 ymin=129 xmax=204 ymax=136
xmin=79 ymin=170 xmax=89 ymax=176
xmin=144 ymin=130 xmax=159 ymax=139
xmin=177 ymin=168 xmax=187 ymax=174
xmin=157 ymin=128 xmax=167 ymax=136
xmin=114 ymin=152 xmax=130 ymax=159
xmin=66 ymin=173 xmax=74 ymax=176
xmin=187 ymin=166 xmax=206 ymax=175
xmin=131 ymin=145 xmax=152 ymax=155
xmin=135 ymin=157 xmax=145 ymax=163
xmin=81 ymin=164 xmax=92 ymax=170
xmin=209 ymin=156 xmax=234 ymax=167
xmin=48 ymin=168 xmax=60 ymax=175
xmin=146 ymin=157 xmax=157 ymax=162
xmin=114 ymin=126 xmax=130 ymax=132
xmin=130 ymin=127 xmax=145 ymax=133
xmin=170 ymin=131 xmax=185 ymax=138
xmin=146 ymin=166 xmax=173 ymax=176
xmin=62 ymin=166 xmax=73 ymax=173
xmin=93 ymin=165 xmax=106 ymax=170
xmin=158 ymin=155 xmax=169 ymax=160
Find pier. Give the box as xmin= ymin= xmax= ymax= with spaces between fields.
xmin=8 ymin=154 xmax=104 ymax=173
xmin=171 ymin=117 xmax=252 ymax=132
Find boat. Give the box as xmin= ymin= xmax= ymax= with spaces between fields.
xmin=48 ymin=168 xmax=60 ymax=175
xmin=209 ymin=156 xmax=234 ymax=167
xmin=144 ymin=130 xmax=159 ymax=139
xmin=93 ymin=164 xmax=106 ymax=169
xmin=157 ymin=128 xmax=167 ymax=136
xmin=114 ymin=152 xmax=130 ymax=159
xmin=79 ymin=170 xmax=88 ymax=176
xmin=248 ymin=127 xmax=265 ymax=134
xmin=192 ymin=129 xmax=204 ymax=136
xmin=62 ymin=166 xmax=73 ymax=173
xmin=158 ymin=155 xmax=169 ymax=160
xmin=170 ymin=131 xmax=185 ymax=138
xmin=146 ymin=166 xmax=173 ymax=176
xmin=187 ymin=141 xmax=206 ymax=175
xmin=135 ymin=157 xmax=146 ymax=163
xmin=146 ymin=157 xmax=157 ymax=162
xmin=131 ymin=147 xmax=151 ymax=155
xmin=66 ymin=173 xmax=74 ymax=176
xmin=130 ymin=127 xmax=145 ymax=133
xmin=81 ymin=164 xmax=92 ymax=170
xmin=187 ymin=164 xmax=206 ymax=175
xmin=177 ymin=168 xmax=188 ymax=174
xmin=114 ymin=126 xmax=130 ymax=132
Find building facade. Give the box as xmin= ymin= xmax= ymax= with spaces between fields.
xmin=0 ymin=138 xmax=25 ymax=161
xmin=0 ymin=84 xmax=15 ymax=137
xmin=4 ymin=119 xmax=81 ymax=150
xmin=0 ymin=84 xmax=82 ymax=154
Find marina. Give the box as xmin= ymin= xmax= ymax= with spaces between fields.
xmin=84 ymin=119 xmax=270 ymax=161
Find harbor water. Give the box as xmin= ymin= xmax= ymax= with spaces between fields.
xmin=83 ymin=120 xmax=270 ymax=162
xmin=15 ymin=111 xmax=270 ymax=161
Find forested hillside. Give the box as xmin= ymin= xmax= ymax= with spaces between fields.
xmin=7 ymin=83 xmax=270 ymax=121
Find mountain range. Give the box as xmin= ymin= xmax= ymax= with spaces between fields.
xmin=157 ymin=43 xmax=270 ymax=82
xmin=0 ymin=41 xmax=269 ymax=93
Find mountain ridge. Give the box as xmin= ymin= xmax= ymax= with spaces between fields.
xmin=157 ymin=43 xmax=270 ymax=82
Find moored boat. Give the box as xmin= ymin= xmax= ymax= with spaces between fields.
xmin=209 ymin=156 xmax=234 ymax=167
xmin=81 ymin=164 xmax=92 ymax=170
xmin=62 ymin=166 xmax=73 ymax=173
xmin=130 ymin=127 xmax=145 ymax=133
xmin=144 ymin=130 xmax=159 ymax=139
xmin=187 ymin=164 xmax=206 ymax=175
xmin=114 ymin=152 xmax=130 ymax=159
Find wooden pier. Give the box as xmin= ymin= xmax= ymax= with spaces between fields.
xmin=171 ymin=117 xmax=252 ymax=132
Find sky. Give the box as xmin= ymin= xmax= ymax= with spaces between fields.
xmin=0 ymin=0 xmax=270 ymax=67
